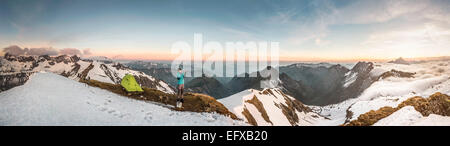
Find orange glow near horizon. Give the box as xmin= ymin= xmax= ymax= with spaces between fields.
xmin=93 ymin=51 xmax=396 ymax=62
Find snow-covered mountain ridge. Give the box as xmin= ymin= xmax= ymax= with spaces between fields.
xmin=345 ymin=92 xmax=450 ymax=126
xmin=220 ymin=88 xmax=326 ymax=126
xmin=0 ymin=54 xmax=174 ymax=93
xmin=312 ymin=60 xmax=450 ymax=125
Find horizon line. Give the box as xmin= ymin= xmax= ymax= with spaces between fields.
xmin=2 ymin=52 xmax=449 ymax=63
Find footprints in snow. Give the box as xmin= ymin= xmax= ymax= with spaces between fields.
xmin=85 ymin=97 xmax=128 ymax=119
xmin=144 ymin=112 xmax=153 ymax=122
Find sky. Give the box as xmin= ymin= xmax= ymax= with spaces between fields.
xmin=1 ymin=0 xmax=450 ymax=61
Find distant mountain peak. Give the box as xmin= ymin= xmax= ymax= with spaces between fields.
xmin=287 ymin=62 xmax=335 ymax=68
xmin=388 ymin=57 xmax=410 ymax=65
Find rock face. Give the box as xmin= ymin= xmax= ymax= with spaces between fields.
xmin=335 ymin=62 xmax=378 ymax=104
xmin=278 ymin=73 xmax=314 ymax=102
xmin=0 ymin=72 xmax=33 ymax=92
xmin=226 ymin=72 xmax=269 ymax=94
xmin=219 ymin=88 xmax=325 ymax=126
xmin=1 ymin=54 xmax=81 ymax=91
xmin=185 ymin=76 xmax=231 ymax=99
xmin=280 ymin=63 xmax=349 ymax=87
xmin=0 ymin=54 xmax=174 ymax=94
xmin=279 ymin=64 xmax=350 ymax=105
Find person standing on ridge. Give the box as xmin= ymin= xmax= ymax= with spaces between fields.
xmin=176 ymin=67 xmax=186 ymax=109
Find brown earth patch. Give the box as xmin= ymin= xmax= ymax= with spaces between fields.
xmin=245 ymin=95 xmax=273 ymax=125
xmin=344 ymin=92 xmax=450 ymax=126
xmin=344 ymin=106 xmax=396 ymax=126
xmin=274 ymin=96 xmax=313 ymax=126
xmin=277 ymin=103 xmax=299 ymax=126
xmin=262 ymin=89 xmax=275 ymax=96
xmin=397 ymin=92 xmax=450 ymax=116
xmin=242 ymin=106 xmax=258 ymax=126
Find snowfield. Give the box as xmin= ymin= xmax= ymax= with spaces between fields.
xmin=373 ymin=106 xmax=450 ymax=126
xmin=0 ymin=72 xmax=246 ymax=126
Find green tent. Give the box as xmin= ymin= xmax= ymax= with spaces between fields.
xmin=121 ymin=74 xmax=144 ymax=92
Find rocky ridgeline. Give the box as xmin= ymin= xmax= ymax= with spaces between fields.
xmin=0 ymin=54 xmax=174 ymax=93
xmin=1 ymin=54 xmax=81 ymax=91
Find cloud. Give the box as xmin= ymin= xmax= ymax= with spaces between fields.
xmin=59 ymin=48 xmax=82 ymax=56
xmin=284 ymin=0 xmax=450 ymax=47
xmin=315 ymin=38 xmax=330 ymax=46
xmin=334 ymin=0 xmax=429 ymax=24
xmin=83 ymin=48 xmax=92 ymax=56
xmin=2 ymin=45 xmax=58 ymax=56
xmin=2 ymin=45 xmax=28 ymax=55
xmin=361 ymin=22 xmax=450 ymax=58
xmin=26 ymin=47 xmax=59 ymax=56
xmin=284 ymin=0 xmax=338 ymax=45
xmin=269 ymin=9 xmax=299 ymax=24
xmin=220 ymin=27 xmax=254 ymax=39
xmin=111 ymin=55 xmax=124 ymax=60
xmin=2 ymin=46 xmax=94 ymax=56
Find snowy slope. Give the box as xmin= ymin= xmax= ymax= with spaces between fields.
xmin=373 ymin=106 xmax=450 ymax=126
xmin=372 ymin=106 xmax=423 ymax=126
xmin=0 ymin=72 xmax=246 ymax=126
xmin=311 ymin=60 xmax=450 ymax=125
xmin=220 ymin=88 xmax=325 ymax=126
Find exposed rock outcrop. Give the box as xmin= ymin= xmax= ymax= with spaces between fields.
xmin=185 ymin=76 xmax=231 ymax=99
xmin=220 ymin=88 xmax=325 ymax=126
xmin=0 ymin=72 xmax=34 ymax=92
xmin=345 ymin=92 xmax=450 ymax=126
